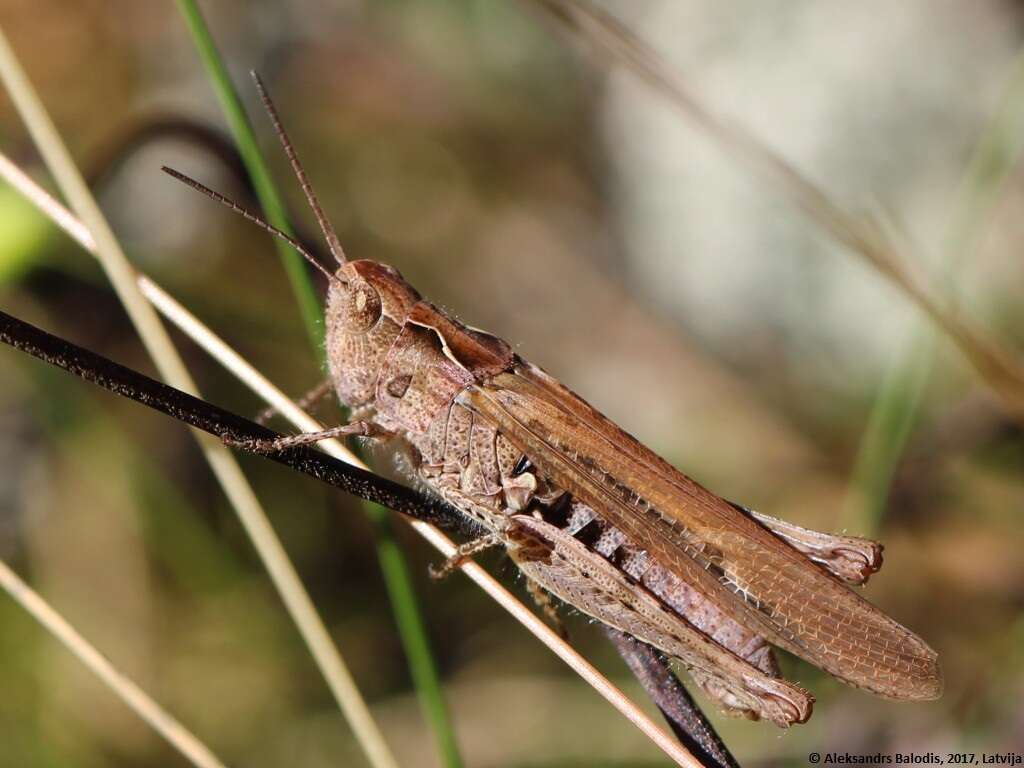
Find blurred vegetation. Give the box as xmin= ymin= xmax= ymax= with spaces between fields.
xmin=1 ymin=1 xmax=1023 ymax=767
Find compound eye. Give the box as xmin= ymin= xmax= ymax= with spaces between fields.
xmin=343 ymin=281 xmax=382 ymax=332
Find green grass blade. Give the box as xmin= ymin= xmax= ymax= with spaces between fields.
xmin=845 ymin=49 xmax=1024 ymax=534
xmin=174 ymin=0 xmax=323 ymax=350
xmin=844 ymin=332 xmax=934 ymax=533
xmin=174 ymin=3 xmax=464 ymax=764
xmin=372 ymin=513 xmax=464 ymax=768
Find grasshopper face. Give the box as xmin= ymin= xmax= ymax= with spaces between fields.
xmin=325 ymin=259 xmax=421 ymax=408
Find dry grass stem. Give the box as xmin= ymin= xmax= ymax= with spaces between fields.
xmin=0 ymin=32 xmax=397 ymax=768
xmin=0 ymin=149 xmax=702 ymax=768
xmin=0 ymin=559 xmax=229 ymax=768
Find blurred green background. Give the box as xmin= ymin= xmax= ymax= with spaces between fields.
xmin=1 ymin=1 xmax=1023 ymax=766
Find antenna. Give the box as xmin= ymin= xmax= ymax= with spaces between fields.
xmin=250 ymin=71 xmax=348 ymax=265
xmin=161 ymin=166 xmax=344 ymax=286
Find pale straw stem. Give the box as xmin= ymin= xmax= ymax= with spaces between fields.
xmin=0 ymin=558 xmax=228 ymax=768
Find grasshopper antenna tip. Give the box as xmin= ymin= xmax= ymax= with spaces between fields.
xmin=161 ymin=165 xmax=344 ymax=286
xmin=249 ymin=70 xmax=348 ymax=266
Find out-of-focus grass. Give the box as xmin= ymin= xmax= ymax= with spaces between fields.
xmin=846 ymin=49 xmax=1024 ymax=534
xmin=174 ymin=2 xmax=463 ymax=765
xmin=530 ymin=0 xmax=1024 ymax=424
xmin=0 ymin=184 xmax=50 ymax=285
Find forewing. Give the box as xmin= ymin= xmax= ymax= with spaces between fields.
xmin=462 ymin=362 xmax=941 ymax=701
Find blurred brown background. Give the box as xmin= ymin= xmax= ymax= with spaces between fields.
xmin=0 ymin=1 xmax=1022 ymax=766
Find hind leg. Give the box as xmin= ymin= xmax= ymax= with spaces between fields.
xmin=505 ymin=516 xmax=813 ymax=727
xmin=224 ymin=420 xmax=394 ymax=453
xmin=731 ymin=503 xmax=883 ymax=585
xmin=428 ymin=533 xmax=502 ymax=580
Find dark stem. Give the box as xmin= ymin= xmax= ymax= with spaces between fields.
xmin=604 ymin=628 xmax=740 ymax=768
xmin=0 ymin=310 xmax=480 ymax=537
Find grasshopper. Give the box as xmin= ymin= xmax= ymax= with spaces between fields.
xmin=164 ymin=74 xmax=941 ymax=728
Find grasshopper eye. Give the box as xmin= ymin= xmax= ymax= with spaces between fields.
xmin=343 ymin=282 xmax=382 ymax=332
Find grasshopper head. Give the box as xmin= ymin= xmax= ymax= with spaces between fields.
xmin=325 ymin=259 xmax=421 ymax=407
xmin=162 ymin=82 xmax=425 ymax=410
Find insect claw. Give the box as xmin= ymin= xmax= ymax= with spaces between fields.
xmin=427 ymin=560 xmax=455 ymax=582
xmin=429 ymin=533 xmax=502 ymax=580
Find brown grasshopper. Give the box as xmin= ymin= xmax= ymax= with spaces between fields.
xmin=164 ymin=74 xmax=941 ymax=728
